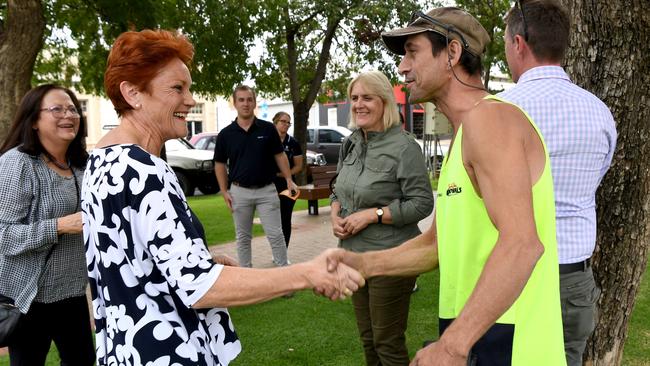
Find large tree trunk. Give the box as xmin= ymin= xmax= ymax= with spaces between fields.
xmin=293 ymin=100 xmax=310 ymax=185
xmin=284 ymin=12 xmax=341 ymax=184
xmin=0 ymin=0 xmax=45 ymax=142
xmin=560 ymin=1 xmax=650 ymax=365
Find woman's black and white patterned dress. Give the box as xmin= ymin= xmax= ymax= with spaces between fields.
xmin=81 ymin=144 xmax=241 ymax=365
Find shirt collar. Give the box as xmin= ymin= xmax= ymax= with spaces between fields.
xmin=233 ymin=117 xmax=260 ymax=132
xmin=517 ymin=65 xmax=571 ymax=84
xmin=364 ymin=125 xmax=400 ymax=142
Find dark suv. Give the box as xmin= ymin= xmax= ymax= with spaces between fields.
xmin=307 ymin=126 xmax=352 ymax=164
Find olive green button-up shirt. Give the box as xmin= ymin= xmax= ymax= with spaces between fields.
xmin=331 ymin=126 xmax=434 ymax=253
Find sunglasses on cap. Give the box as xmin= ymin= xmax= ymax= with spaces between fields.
xmin=408 ymin=10 xmax=470 ymax=50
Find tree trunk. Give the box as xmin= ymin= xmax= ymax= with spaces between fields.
xmin=284 ymin=13 xmax=341 ymax=185
xmin=0 ymin=0 xmax=45 ymax=142
xmin=560 ymin=1 xmax=650 ymax=365
xmin=292 ymin=101 xmax=310 ymax=185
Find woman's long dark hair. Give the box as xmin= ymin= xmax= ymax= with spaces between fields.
xmin=0 ymin=84 xmax=88 ymax=169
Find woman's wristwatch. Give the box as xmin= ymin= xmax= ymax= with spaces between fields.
xmin=376 ymin=207 xmax=384 ymax=224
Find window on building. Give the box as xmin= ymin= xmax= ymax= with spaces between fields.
xmin=190 ymin=103 xmax=204 ymax=114
xmin=186 ymin=121 xmax=203 ymax=138
xmin=79 ymin=100 xmax=88 ymax=115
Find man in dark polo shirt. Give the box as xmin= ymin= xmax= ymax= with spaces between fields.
xmin=214 ymin=85 xmax=298 ymax=268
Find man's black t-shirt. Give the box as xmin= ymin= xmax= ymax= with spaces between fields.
xmin=213 ymin=117 xmax=284 ymax=187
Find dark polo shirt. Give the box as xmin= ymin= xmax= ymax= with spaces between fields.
xmin=213 ymin=117 xmax=284 ymax=187
xmin=273 ymin=134 xmax=302 ymax=192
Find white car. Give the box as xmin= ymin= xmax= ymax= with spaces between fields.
xmin=164 ymin=138 xmax=218 ymax=196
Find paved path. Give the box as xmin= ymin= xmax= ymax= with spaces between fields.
xmin=209 ymin=206 xmax=339 ymax=266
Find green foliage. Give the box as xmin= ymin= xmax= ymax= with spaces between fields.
xmin=177 ymin=0 xmax=260 ymax=97
xmin=454 ymin=0 xmax=511 ymax=91
xmin=252 ymin=0 xmax=429 ymax=104
xmin=35 ymin=0 xmax=162 ymax=93
xmin=31 ymin=0 xmax=447 ymax=104
xmin=33 ymin=0 xmax=259 ymax=97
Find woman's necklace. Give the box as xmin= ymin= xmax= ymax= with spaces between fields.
xmin=43 ymin=152 xmax=70 ymax=170
xmin=42 ymin=152 xmax=79 ymax=209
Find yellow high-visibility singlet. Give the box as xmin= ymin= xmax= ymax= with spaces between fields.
xmin=436 ymin=95 xmax=566 ymax=365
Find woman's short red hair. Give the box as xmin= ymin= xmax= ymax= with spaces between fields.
xmin=104 ymin=29 xmax=194 ymax=116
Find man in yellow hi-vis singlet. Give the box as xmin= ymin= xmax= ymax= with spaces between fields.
xmin=324 ymin=6 xmax=566 ymax=366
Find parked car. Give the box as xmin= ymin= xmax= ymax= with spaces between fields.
xmin=190 ymin=131 xmax=327 ymax=166
xmin=306 ymin=150 xmax=327 ymax=166
xmin=415 ymin=138 xmax=449 ymax=172
xmin=189 ymin=131 xmax=218 ymax=151
xmin=164 ymin=138 xmax=219 ymax=196
xmin=307 ymin=126 xmax=353 ymax=164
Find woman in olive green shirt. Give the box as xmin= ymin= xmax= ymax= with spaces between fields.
xmin=330 ymin=71 xmax=434 ymax=366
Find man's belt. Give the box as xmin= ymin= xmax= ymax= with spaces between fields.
xmin=559 ymin=258 xmax=591 ymax=275
xmin=231 ymin=181 xmax=270 ymax=189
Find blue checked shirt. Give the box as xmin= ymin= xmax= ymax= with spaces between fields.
xmin=499 ymin=66 xmax=617 ymax=264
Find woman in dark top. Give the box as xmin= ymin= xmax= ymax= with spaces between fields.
xmin=0 ymin=84 xmax=94 ymax=365
xmin=272 ymin=111 xmax=303 ymax=247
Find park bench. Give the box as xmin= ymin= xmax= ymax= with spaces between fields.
xmin=298 ymin=165 xmax=337 ymax=215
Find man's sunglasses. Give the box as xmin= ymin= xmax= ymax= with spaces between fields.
xmin=408 ymin=11 xmax=470 ymax=50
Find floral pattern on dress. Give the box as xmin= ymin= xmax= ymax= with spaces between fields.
xmin=82 ymin=144 xmax=240 ymax=366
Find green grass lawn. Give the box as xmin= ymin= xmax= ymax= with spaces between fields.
xmin=1 ymin=191 xmax=648 ymax=365
xmin=623 ymin=263 xmax=650 ymax=366
xmin=4 ymin=266 xmax=647 ymax=365
xmin=228 ymin=270 xmax=439 ymax=365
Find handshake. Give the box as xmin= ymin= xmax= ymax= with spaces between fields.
xmin=304 ymin=248 xmax=367 ymax=301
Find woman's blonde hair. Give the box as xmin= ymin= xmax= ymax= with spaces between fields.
xmin=346 ymin=71 xmax=400 ymax=131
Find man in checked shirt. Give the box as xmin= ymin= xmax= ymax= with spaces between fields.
xmin=499 ymin=1 xmax=617 ymax=365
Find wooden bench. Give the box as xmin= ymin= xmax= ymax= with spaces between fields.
xmin=298 ymin=165 xmax=337 ymax=215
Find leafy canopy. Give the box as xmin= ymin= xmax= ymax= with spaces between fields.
xmin=33 ymin=0 xmax=438 ymax=102
xmin=34 ymin=0 xmax=259 ymax=97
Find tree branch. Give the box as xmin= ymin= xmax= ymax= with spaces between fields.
xmin=284 ymin=5 xmax=300 ymax=104
xmin=290 ymin=5 xmax=326 ymax=33
xmin=303 ymin=15 xmax=342 ymax=106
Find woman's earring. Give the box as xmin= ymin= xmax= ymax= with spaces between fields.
xmin=135 ymin=103 xmax=141 ymax=109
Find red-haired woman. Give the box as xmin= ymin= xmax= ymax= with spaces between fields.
xmin=81 ymin=29 xmax=364 ymax=365
xmin=0 ymin=85 xmax=94 ymax=365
